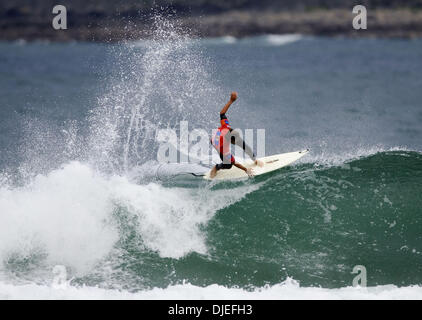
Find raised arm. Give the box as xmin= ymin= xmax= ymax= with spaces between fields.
xmin=220 ymin=92 xmax=238 ymax=114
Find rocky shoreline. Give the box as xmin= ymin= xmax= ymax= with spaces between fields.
xmin=1 ymin=9 xmax=422 ymax=42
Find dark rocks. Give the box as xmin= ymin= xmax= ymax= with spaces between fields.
xmin=1 ymin=1 xmax=422 ymax=41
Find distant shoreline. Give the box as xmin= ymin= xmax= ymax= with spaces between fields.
xmin=1 ymin=9 xmax=422 ymax=42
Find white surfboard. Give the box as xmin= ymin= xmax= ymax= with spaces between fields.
xmin=204 ymin=149 xmax=309 ymax=180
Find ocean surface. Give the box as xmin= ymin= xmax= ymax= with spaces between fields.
xmin=1 ymin=21 xmax=422 ymax=299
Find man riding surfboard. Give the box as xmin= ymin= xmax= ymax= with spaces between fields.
xmin=209 ymin=92 xmax=263 ymax=178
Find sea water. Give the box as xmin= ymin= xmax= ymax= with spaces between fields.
xmin=0 ymin=20 xmax=422 ymax=299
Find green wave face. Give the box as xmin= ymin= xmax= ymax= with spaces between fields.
xmin=205 ymin=151 xmax=422 ymax=288
xmin=88 ymin=151 xmax=422 ymax=290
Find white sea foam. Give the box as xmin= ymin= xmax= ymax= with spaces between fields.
xmin=111 ymin=172 xmax=259 ymax=258
xmin=1 ymin=278 xmax=421 ymax=300
xmin=202 ymin=36 xmax=238 ymax=45
xmin=262 ymin=34 xmax=303 ymax=46
xmin=131 ymin=33 xmax=304 ymax=51
xmin=0 ymin=161 xmax=258 ymax=275
xmin=0 ymin=162 xmax=118 ymax=275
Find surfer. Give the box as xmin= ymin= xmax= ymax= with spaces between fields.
xmin=210 ymin=92 xmax=263 ymax=178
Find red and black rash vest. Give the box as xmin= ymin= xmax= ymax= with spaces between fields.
xmin=211 ymin=113 xmax=234 ymax=163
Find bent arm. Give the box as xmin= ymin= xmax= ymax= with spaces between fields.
xmin=220 ymin=92 xmax=237 ymax=114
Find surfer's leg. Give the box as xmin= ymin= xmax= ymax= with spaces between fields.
xmin=230 ymin=129 xmax=256 ymax=160
xmin=210 ymin=162 xmax=233 ymax=178
xmin=219 ymin=154 xmax=234 ymax=169
xmin=210 ymin=165 xmax=218 ymax=178
xmin=230 ymin=129 xmax=264 ymax=167
xmin=210 ymin=154 xmax=234 ymax=178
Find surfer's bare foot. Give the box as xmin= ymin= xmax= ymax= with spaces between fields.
xmin=210 ymin=165 xmax=218 ymax=178
xmin=255 ymin=160 xmax=264 ymax=167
